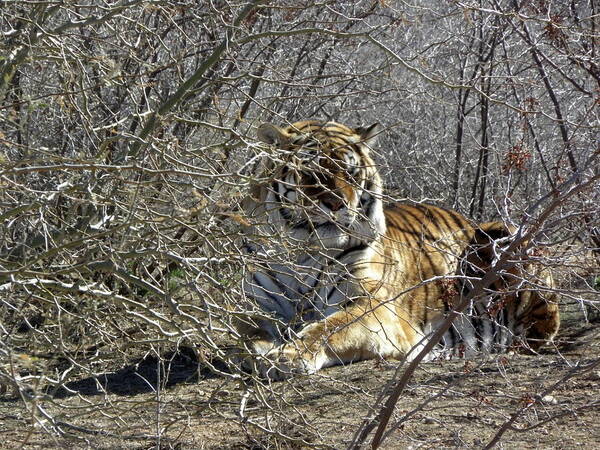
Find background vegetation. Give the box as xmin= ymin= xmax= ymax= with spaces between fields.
xmin=1 ymin=0 xmax=598 ymax=447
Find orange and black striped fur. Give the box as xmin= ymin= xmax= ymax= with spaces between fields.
xmin=239 ymin=120 xmax=559 ymax=379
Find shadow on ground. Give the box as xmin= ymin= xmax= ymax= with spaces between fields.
xmin=49 ymin=346 xmax=230 ymax=398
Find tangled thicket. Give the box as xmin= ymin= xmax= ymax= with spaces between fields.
xmin=1 ymin=1 xmax=598 ymax=448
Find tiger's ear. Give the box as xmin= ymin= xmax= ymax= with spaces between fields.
xmin=355 ymin=123 xmax=380 ymax=147
xmin=257 ymin=123 xmax=289 ymax=146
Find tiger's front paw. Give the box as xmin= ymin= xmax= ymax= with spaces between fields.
xmin=259 ymin=344 xmax=319 ymax=380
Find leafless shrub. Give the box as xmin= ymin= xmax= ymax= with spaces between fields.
xmin=1 ymin=0 xmax=598 ymax=448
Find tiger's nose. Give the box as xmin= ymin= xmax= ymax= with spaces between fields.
xmin=321 ymin=195 xmax=344 ymax=212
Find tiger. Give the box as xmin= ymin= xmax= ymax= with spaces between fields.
xmin=236 ymin=120 xmax=560 ymax=379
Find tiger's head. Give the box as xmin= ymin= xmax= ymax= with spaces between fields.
xmin=244 ymin=120 xmax=386 ymax=250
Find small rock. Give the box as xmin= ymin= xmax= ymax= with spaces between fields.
xmin=423 ymin=417 xmax=436 ymax=424
xmin=541 ymin=395 xmax=558 ymax=405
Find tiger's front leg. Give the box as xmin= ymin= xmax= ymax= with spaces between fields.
xmin=257 ymin=297 xmax=424 ymax=380
xmin=259 ymin=340 xmax=322 ymax=380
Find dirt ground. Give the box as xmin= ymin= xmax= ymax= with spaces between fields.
xmin=1 ymin=298 xmax=599 ymax=449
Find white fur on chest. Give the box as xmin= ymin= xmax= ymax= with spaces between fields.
xmin=242 ymin=239 xmax=374 ymax=336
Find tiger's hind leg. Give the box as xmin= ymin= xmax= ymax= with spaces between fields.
xmin=465 ymin=222 xmax=560 ymax=353
xmin=517 ymin=266 xmax=560 ymax=351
